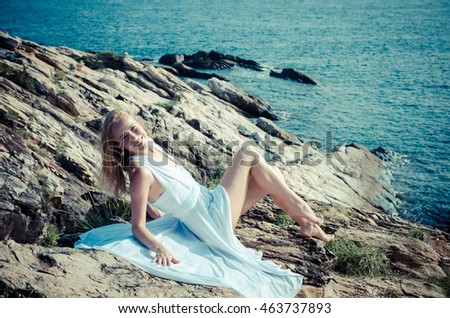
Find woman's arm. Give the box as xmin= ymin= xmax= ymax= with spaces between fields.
xmin=129 ymin=167 xmax=179 ymax=266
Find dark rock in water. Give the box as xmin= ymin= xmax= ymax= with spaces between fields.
xmin=371 ymin=146 xmax=410 ymax=166
xmin=163 ymin=62 xmax=228 ymax=81
xmin=160 ymin=50 xmax=263 ymax=71
xmin=270 ymin=68 xmax=318 ymax=85
xmin=159 ymin=54 xmax=184 ymax=65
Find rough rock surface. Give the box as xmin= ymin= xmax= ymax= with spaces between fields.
xmin=0 ymin=240 xmax=240 ymax=297
xmin=0 ymin=31 xmax=448 ymax=298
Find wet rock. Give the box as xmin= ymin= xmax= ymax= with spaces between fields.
xmin=159 ymin=50 xmax=263 ymax=71
xmin=270 ymin=68 xmax=317 ymax=85
xmin=162 ymin=62 xmax=228 ymax=81
xmin=371 ymin=146 xmax=410 ymax=166
xmin=159 ymin=54 xmax=184 ymax=65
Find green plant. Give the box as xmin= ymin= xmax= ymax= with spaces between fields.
xmin=0 ymin=281 xmax=42 ymax=298
xmin=42 ymin=224 xmax=60 ymax=247
xmin=42 ymin=186 xmax=55 ymax=199
xmin=274 ymin=213 xmax=295 ymax=228
xmin=75 ymin=51 xmax=124 ymax=70
xmin=54 ymin=141 xmax=67 ymax=161
xmin=406 ymin=227 xmax=430 ymax=243
xmin=206 ymin=178 xmax=220 ymax=189
xmin=205 ymin=165 xmax=226 ymax=189
xmin=326 ymin=237 xmax=391 ymax=276
xmin=81 ymin=194 xmax=132 ymax=230
xmin=12 ymin=128 xmax=32 ymax=139
xmin=53 ymin=71 xmax=66 ymax=82
xmin=155 ymin=99 xmax=178 ymax=111
xmin=180 ymin=138 xmax=197 ymax=151
xmin=155 ymin=94 xmax=182 ymax=111
xmin=383 ymin=288 xmax=401 ymax=298
xmin=0 ymin=62 xmax=15 ymax=77
xmin=29 ymin=111 xmax=38 ymax=122
xmin=0 ymin=62 xmax=36 ymax=93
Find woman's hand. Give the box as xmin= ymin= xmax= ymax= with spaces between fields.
xmin=147 ymin=205 xmax=165 ymax=220
xmin=152 ymin=244 xmax=180 ymax=267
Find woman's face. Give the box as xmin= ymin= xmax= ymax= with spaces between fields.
xmin=111 ymin=114 xmax=148 ymax=155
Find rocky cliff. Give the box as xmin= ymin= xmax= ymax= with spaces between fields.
xmin=0 ymin=31 xmax=448 ymax=298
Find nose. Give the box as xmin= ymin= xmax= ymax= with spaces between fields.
xmin=128 ymin=130 xmax=139 ymax=140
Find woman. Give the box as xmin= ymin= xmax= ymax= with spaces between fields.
xmin=76 ymin=110 xmax=333 ymax=297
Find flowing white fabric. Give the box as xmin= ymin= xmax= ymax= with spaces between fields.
xmin=75 ymin=151 xmax=302 ymax=297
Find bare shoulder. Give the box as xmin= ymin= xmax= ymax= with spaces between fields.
xmin=129 ymin=166 xmax=155 ymax=188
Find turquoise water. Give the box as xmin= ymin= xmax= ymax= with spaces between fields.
xmin=1 ymin=0 xmax=449 ymax=227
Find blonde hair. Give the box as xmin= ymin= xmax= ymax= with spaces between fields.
xmin=99 ymin=110 xmax=138 ymax=198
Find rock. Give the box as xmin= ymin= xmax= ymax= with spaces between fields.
xmin=163 ymin=62 xmax=228 ymax=81
xmin=160 ymin=50 xmax=263 ymax=71
xmin=256 ymin=117 xmax=301 ymax=145
xmin=187 ymin=118 xmax=202 ymax=130
xmin=0 ymin=240 xmax=240 ymax=297
xmin=184 ymin=78 xmax=212 ymax=93
xmin=0 ymin=31 xmax=22 ymax=51
xmin=400 ymin=279 xmax=446 ymax=298
xmin=159 ymin=53 xmax=185 ymax=65
xmin=56 ymin=154 xmax=96 ymax=186
xmin=85 ymin=118 xmax=102 ymax=132
xmin=371 ymin=146 xmax=410 ymax=166
xmin=432 ymin=238 xmax=450 ymax=257
xmin=387 ymin=238 xmax=446 ymax=279
xmin=270 ymin=68 xmax=318 ymax=85
xmin=208 ymin=78 xmax=279 ymax=120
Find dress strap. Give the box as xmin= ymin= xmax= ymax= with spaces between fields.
xmin=148 ymin=139 xmax=179 ymax=167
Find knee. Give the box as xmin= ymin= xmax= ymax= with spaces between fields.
xmin=239 ymin=144 xmax=263 ymax=167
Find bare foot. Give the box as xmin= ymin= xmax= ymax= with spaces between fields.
xmin=300 ymin=222 xmax=335 ymax=243
xmin=317 ymin=215 xmax=324 ymax=226
xmin=288 ymin=202 xmax=323 ymax=225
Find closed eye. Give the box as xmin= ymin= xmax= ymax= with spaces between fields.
xmin=122 ymin=125 xmax=136 ymax=141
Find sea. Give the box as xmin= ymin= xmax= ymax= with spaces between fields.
xmin=0 ymin=0 xmax=448 ymax=228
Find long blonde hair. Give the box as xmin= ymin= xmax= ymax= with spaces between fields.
xmin=99 ymin=110 xmax=137 ymax=198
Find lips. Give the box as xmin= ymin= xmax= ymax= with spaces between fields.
xmin=134 ymin=137 xmax=143 ymax=147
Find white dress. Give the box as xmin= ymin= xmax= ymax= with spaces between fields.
xmin=75 ymin=145 xmax=303 ymax=297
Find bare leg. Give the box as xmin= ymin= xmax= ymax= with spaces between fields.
xmin=220 ymin=146 xmax=333 ymax=242
xmin=240 ymin=166 xmax=322 ymax=224
xmin=239 ymin=165 xmax=332 ymax=242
